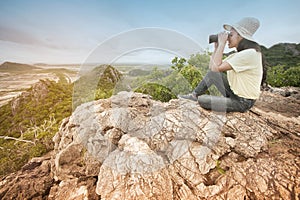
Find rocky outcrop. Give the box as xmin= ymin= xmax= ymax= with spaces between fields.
xmin=11 ymin=80 xmax=51 ymax=115
xmin=0 ymin=156 xmax=53 ymax=199
xmin=1 ymin=91 xmax=299 ymax=199
xmin=268 ymin=86 xmax=300 ymax=99
xmin=256 ymin=88 xmax=300 ymax=118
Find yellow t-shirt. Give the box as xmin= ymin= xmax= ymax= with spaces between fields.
xmin=225 ymin=49 xmax=263 ymax=99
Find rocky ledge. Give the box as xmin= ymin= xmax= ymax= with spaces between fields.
xmin=0 ymin=91 xmax=299 ymax=199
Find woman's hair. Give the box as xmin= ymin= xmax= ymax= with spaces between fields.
xmin=237 ymin=38 xmax=261 ymax=52
xmin=237 ymin=38 xmax=268 ymax=86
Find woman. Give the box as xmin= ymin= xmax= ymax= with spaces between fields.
xmin=180 ymin=17 xmax=264 ymax=112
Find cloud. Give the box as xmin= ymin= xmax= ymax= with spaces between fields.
xmin=0 ymin=25 xmax=41 ymax=46
xmin=0 ymin=25 xmax=95 ymax=50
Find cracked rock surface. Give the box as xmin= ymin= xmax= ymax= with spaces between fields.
xmin=1 ymin=91 xmax=299 ymax=199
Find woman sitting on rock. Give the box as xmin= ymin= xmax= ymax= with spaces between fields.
xmin=180 ymin=17 xmax=265 ymax=112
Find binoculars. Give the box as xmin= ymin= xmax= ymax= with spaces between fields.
xmin=208 ymin=34 xmax=218 ymax=44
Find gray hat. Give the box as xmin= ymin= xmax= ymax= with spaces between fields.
xmin=223 ymin=17 xmax=260 ymax=42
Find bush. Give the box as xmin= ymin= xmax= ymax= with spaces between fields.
xmin=161 ymin=71 xmax=193 ymax=96
xmin=135 ymin=83 xmax=177 ymax=102
xmin=132 ymin=56 xmax=204 ymax=102
xmin=284 ymin=66 xmax=300 ymax=87
xmin=267 ymin=65 xmax=300 ymax=87
xmin=179 ymin=65 xmax=203 ymax=88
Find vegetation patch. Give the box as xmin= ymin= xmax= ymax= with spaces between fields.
xmin=0 ymin=78 xmax=72 ymax=177
xmin=135 ymin=83 xmax=177 ymax=102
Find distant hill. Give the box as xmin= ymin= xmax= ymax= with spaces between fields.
xmin=73 ymin=65 xmax=122 ymax=109
xmin=2 ymin=43 xmax=300 ymax=71
xmin=0 ymin=62 xmax=41 ymax=71
xmin=261 ymin=43 xmax=300 ymax=67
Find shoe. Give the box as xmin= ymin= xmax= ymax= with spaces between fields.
xmin=178 ymin=93 xmax=198 ymax=101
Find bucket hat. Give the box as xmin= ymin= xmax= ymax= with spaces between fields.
xmin=223 ymin=17 xmax=260 ymax=42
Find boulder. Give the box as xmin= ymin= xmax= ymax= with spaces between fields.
xmin=0 ymin=91 xmax=299 ymax=199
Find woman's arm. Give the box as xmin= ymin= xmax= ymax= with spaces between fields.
xmin=209 ymin=32 xmax=232 ymax=72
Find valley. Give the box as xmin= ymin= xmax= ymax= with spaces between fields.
xmin=0 ymin=63 xmax=79 ymax=107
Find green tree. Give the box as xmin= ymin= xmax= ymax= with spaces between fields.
xmin=162 ymin=71 xmax=192 ymax=96
xmin=188 ymin=52 xmax=210 ymax=74
xmin=171 ymin=57 xmax=187 ymax=72
xmin=179 ymin=65 xmax=203 ymax=88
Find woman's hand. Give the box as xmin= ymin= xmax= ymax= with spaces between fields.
xmin=218 ymin=31 xmax=228 ymax=46
xmin=214 ymin=32 xmax=228 ymax=50
xmin=214 ymin=41 xmax=218 ymax=49
xmin=209 ymin=31 xmax=230 ymax=72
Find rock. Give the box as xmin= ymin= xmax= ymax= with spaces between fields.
xmin=48 ymin=177 xmax=100 ymax=200
xmin=11 ymin=79 xmax=51 ymax=116
xmin=0 ymin=155 xmax=53 ymax=200
xmin=255 ymin=89 xmax=300 ymax=118
xmin=268 ymin=86 xmax=300 ymax=99
xmin=0 ymin=91 xmax=299 ymax=199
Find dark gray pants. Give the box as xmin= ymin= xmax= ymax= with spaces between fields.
xmin=194 ymin=71 xmax=255 ymax=112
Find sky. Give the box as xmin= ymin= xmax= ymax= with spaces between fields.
xmin=0 ymin=0 xmax=300 ymax=65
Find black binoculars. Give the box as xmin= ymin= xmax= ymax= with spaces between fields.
xmin=208 ymin=34 xmax=218 ymax=44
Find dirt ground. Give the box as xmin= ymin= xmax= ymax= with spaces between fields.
xmin=255 ymin=88 xmax=300 ymax=118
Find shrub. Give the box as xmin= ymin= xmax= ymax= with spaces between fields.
xmin=161 ymin=71 xmax=193 ymax=96
xmin=267 ymin=65 xmax=300 ymax=87
xmin=284 ymin=66 xmax=300 ymax=87
xmin=179 ymin=65 xmax=203 ymax=88
xmin=135 ymin=83 xmax=177 ymax=102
